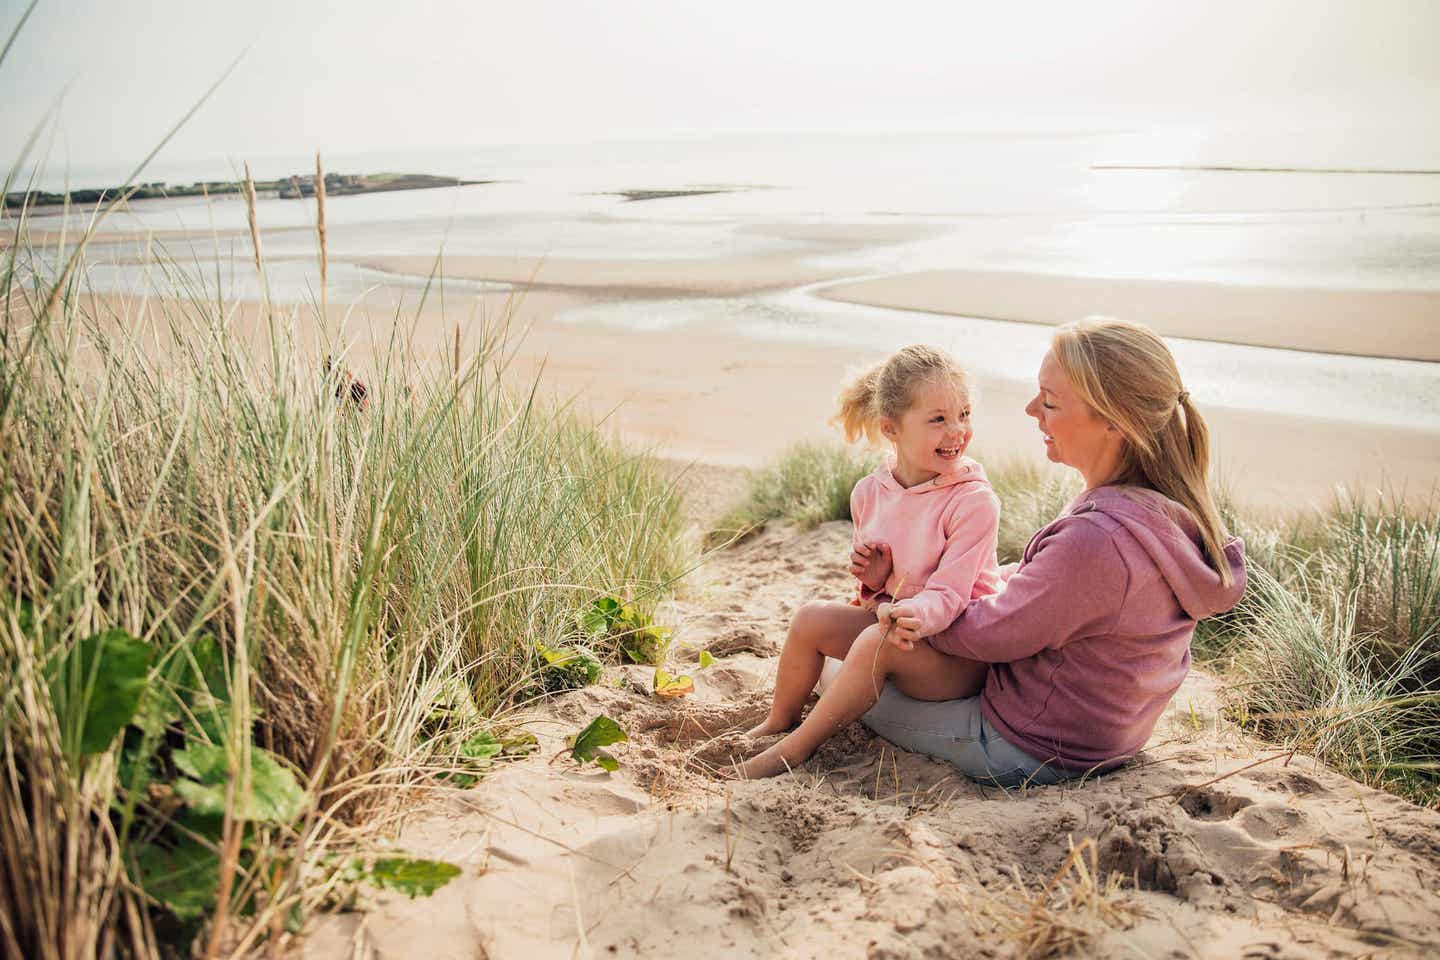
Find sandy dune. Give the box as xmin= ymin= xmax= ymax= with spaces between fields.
xmin=301 ymin=478 xmax=1440 ymax=959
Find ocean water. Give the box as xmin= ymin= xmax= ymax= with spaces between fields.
xmin=20 ymin=127 xmax=1440 ymax=432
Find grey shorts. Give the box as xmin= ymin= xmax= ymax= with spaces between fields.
xmin=818 ymin=658 xmax=1080 ymax=787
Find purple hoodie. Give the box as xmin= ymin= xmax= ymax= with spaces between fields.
xmin=928 ymin=485 xmax=1247 ymax=772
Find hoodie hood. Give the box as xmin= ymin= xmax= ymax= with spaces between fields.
xmin=874 ymin=455 xmax=988 ymax=495
xmin=1070 ymin=486 xmax=1246 ymax=620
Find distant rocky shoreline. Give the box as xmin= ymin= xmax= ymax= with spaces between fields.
xmin=4 ymin=172 xmax=493 ymax=210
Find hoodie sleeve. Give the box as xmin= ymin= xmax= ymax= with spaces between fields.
xmin=904 ymin=486 xmax=1001 ymax=638
xmin=850 ymin=477 xmax=882 ymax=609
xmin=927 ymin=514 xmax=1129 ymax=660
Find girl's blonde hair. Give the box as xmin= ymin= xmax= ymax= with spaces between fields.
xmin=1051 ymin=316 xmax=1233 ymax=584
xmin=833 ymin=344 xmax=969 ymax=445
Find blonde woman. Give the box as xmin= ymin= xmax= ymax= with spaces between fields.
xmin=741 ymin=316 xmax=1247 ymax=785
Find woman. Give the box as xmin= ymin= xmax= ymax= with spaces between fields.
xmin=817 ymin=316 xmax=1246 ymax=786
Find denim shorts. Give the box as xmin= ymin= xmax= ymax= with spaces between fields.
xmin=818 ymin=658 xmax=1079 ymax=787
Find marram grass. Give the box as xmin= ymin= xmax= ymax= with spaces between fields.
xmin=0 ymin=231 xmax=687 ymax=956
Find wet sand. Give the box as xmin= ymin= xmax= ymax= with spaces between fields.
xmin=819 ymin=268 xmax=1440 ymax=362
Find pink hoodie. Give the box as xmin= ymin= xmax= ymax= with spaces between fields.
xmin=850 ymin=456 xmax=1003 ymax=638
xmin=928 ymin=485 xmax=1247 ymax=772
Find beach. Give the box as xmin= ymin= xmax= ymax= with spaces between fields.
xmin=299 ymin=472 xmax=1440 ymax=959
xmin=70 ymin=223 xmax=1440 ymax=513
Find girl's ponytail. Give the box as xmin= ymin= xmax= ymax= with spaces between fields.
xmin=833 ymin=365 xmax=883 ymax=444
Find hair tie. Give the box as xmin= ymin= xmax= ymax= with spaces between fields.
xmin=1176 ymin=390 xmax=1190 ymax=406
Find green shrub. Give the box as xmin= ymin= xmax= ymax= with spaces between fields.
xmin=705 ymin=442 xmax=879 ymax=547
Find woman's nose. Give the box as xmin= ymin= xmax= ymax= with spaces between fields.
xmin=1024 ymin=395 xmax=1040 ymax=418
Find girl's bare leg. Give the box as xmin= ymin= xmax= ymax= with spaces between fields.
xmin=732 ymin=624 xmax=988 ymax=779
xmin=746 ymin=602 xmax=877 ymax=737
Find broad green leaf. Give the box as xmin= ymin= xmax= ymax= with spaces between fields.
xmin=136 ymin=836 xmax=220 ymax=920
xmin=578 ymin=606 xmax=609 ymax=637
xmin=594 ymin=753 xmax=619 ymax=772
xmin=173 ymin=744 xmax=307 ymax=823
xmin=459 ymin=731 xmax=503 ymax=762
xmin=578 ymin=595 xmax=624 ymax=637
xmin=698 ymin=650 xmax=716 ymax=669
xmin=47 ymin=629 xmax=152 ymax=754
xmin=568 ymin=715 xmax=627 ymax=768
xmin=363 ymin=857 xmax=462 ymax=898
xmin=652 ymin=669 xmax=694 ymax=699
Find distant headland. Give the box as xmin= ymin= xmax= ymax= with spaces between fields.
xmin=4 ymin=172 xmax=495 ymax=210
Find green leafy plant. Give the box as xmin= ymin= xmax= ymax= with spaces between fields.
xmin=171 ymin=744 xmax=308 ymax=823
xmin=536 ymin=643 xmax=604 ymax=691
xmin=576 ymin=595 xmax=672 ymax=665
xmin=445 ymin=729 xmax=539 ymax=787
xmin=566 ymin=715 xmax=628 ymax=772
xmin=45 ymin=628 xmax=152 ymax=755
xmin=361 ymin=858 xmax=463 ymax=899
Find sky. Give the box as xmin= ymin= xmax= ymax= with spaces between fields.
xmin=2 ymin=0 xmax=1438 ymax=185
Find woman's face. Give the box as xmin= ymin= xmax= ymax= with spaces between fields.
xmin=1025 ymin=350 xmax=1122 ymax=486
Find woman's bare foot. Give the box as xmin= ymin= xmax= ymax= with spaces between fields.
xmin=723 ymin=743 xmax=809 ymax=780
xmin=744 ymin=716 xmax=798 ymax=738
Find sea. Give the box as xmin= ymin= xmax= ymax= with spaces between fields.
xmin=16 ymin=123 xmax=1440 ymax=433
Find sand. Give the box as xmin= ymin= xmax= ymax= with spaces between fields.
xmin=299 ymin=479 xmax=1440 ymax=959
xmin=818 ymin=269 xmax=1440 ymax=363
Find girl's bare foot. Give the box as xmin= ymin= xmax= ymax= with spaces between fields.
xmin=744 ymin=716 xmax=798 ymax=738
xmin=724 ymin=743 xmax=807 ymax=780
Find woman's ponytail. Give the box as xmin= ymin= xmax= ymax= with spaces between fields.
xmin=1053 ymin=318 xmax=1234 ymax=586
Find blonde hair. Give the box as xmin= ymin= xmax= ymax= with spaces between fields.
xmin=1051 ymin=316 xmax=1233 ymax=585
xmin=833 ymin=345 xmax=970 ymax=445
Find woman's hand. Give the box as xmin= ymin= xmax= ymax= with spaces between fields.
xmin=849 ymin=541 xmax=893 ymax=591
xmin=876 ymin=600 xmax=922 ymax=651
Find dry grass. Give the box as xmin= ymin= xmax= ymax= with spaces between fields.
xmin=978 ymin=838 xmax=1144 ymax=960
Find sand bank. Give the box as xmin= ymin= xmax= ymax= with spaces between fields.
xmin=301 ymin=510 xmax=1440 ymax=959
xmin=818 ymin=269 xmax=1440 ymax=362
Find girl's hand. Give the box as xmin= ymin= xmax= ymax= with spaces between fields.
xmin=877 ymin=600 xmax=922 ymax=651
xmin=849 ymin=541 xmax=893 ymax=591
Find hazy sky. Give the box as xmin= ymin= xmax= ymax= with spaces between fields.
xmin=3 ymin=0 xmax=1437 ymax=180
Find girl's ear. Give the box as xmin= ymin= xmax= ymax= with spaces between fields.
xmin=879 ymin=417 xmax=898 ymax=442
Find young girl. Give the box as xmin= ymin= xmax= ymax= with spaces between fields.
xmin=729 ymin=345 xmax=1003 ymax=779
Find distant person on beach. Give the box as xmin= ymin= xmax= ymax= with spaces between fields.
xmin=729 ymin=345 xmax=1005 ymax=779
xmin=734 ymin=317 xmax=1247 ymax=785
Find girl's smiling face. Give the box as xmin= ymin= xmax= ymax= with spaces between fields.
xmin=881 ymin=379 xmax=973 ymax=488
